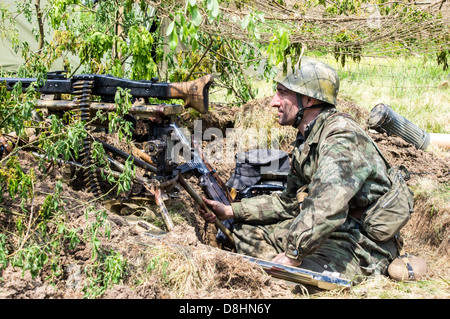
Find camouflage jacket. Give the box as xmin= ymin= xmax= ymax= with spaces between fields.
xmin=231 ymin=106 xmax=391 ymax=261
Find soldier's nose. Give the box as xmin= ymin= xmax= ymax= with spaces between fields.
xmin=271 ymin=93 xmax=281 ymax=108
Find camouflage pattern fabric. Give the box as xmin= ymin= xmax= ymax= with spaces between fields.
xmin=230 ymin=106 xmax=400 ymax=281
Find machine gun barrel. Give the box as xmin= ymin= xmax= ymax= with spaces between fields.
xmin=35 ymin=100 xmax=184 ymax=118
xmin=0 ymin=73 xmax=214 ymax=114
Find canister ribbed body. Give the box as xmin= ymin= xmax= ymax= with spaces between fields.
xmin=368 ymin=103 xmax=430 ymax=150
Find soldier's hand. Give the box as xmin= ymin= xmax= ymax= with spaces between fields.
xmin=198 ymin=197 xmax=234 ymax=223
xmin=271 ymin=252 xmax=302 ymax=267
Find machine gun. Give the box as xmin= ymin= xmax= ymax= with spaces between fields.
xmin=0 ymin=72 xmax=212 ymax=113
xmin=0 ymin=72 xmax=235 ymax=244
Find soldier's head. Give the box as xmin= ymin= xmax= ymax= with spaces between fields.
xmin=271 ymin=57 xmax=339 ymax=127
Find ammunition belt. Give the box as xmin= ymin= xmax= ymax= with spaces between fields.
xmin=73 ymin=77 xmax=102 ymax=197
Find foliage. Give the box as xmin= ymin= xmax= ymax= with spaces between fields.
xmin=82 ymin=207 xmax=127 ymax=299
xmin=0 ymin=77 xmax=134 ymax=298
xmin=0 ymin=2 xmax=138 ymax=297
xmin=2 ymin=0 xmax=446 ymax=100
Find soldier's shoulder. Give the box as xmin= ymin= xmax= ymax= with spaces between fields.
xmin=323 ymin=111 xmax=362 ymax=134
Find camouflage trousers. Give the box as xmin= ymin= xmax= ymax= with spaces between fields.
xmin=232 ymin=217 xmax=399 ymax=282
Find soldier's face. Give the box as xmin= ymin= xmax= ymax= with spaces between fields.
xmin=271 ymin=83 xmax=299 ymax=126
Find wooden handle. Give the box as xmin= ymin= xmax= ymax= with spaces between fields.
xmin=429 ymin=133 xmax=450 ymax=149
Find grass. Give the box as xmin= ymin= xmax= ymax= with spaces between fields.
xmin=325 ymin=55 xmax=448 ymax=133
xmin=335 ymin=276 xmax=450 ymax=299
xmin=323 ymin=55 xmax=450 ymax=135
xmin=413 ymin=177 xmax=450 ymax=202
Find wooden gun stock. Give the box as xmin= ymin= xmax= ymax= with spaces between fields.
xmin=168 ymin=75 xmax=214 ymax=114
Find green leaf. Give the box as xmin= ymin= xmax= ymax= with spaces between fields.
xmin=191 ymin=38 xmax=198 ymax=51
xmin=257 ymin=12 xmax=265 ymax=23
xmin=280 ymin=31 xmax=290 ymax=50
xmin=191 ymin=6 xmax=202 ymax=26
xmin=188 ymin=24 xmax=198 ymax=37
xmin=207 ymin=0 xmax=213 ymax=11
xmin=241 ymin=15 xmax=250 ymax=29
xmin=166 ymin=21 xmax=175 ymax=36
xmin=211 ymin=0 xmax=219 ymax=18
xmin=169 ymin=30 xmax=178 ymax=51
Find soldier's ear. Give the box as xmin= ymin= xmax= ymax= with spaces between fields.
xmin=308 ymin=97 xmax=323 ymax=108
xmin=303 ymin=97 xmax=314 ymax=108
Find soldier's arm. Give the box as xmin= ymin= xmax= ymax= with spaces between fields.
xmin=230 ymin=170 xmax=305 ymax=224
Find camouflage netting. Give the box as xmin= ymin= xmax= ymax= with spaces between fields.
xmin=149 ymin=0 xmax=449 ymax=60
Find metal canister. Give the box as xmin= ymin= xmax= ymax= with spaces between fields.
xmin=368 ymin=103 xmax=430 ymax=150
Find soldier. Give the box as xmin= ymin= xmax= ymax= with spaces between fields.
xmin=199 ymin=57 xmax=400 ymax=282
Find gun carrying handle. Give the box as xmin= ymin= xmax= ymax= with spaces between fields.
xmin=168 ymin=75 xmax=214 ymax=114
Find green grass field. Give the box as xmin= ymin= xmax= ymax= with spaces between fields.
xmin=324 ymin=55 xmax=450 ymax=134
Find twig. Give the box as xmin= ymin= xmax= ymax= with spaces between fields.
xmin=7 ymin=180 xmax=36 ymax=258
xmin=35 ymin=0 xmax=45 ymax=50
xmin=223 ymin=37 xmax=254 ymax=99
xmin=183 ymin=34 xmax=214 ymax=82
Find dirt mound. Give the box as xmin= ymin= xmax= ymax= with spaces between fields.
xmin=0 ymin=159 xmax=292 ymax=299
xmin=0 ymin=143 xmax=292 ymax=299
xmin=370 ymin=133 xmax=449 ymax=183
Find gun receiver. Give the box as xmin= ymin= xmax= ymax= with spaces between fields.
xmin=0 ymin=73 xmax=214 ymax=114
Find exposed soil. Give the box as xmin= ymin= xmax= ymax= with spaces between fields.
xmin=0 ymin=97 xmax=448 ymax=299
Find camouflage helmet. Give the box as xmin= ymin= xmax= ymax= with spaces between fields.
xmin=274 ymin=57 xmax=340 ymax=105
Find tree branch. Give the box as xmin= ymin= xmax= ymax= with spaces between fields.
xmin=224 ymin=37 xmax=254 ymax=100
xmin=35 ymin=0 xmax=45 ymax=50
xmin=183 ymin=34 xmax=214 ymax=82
